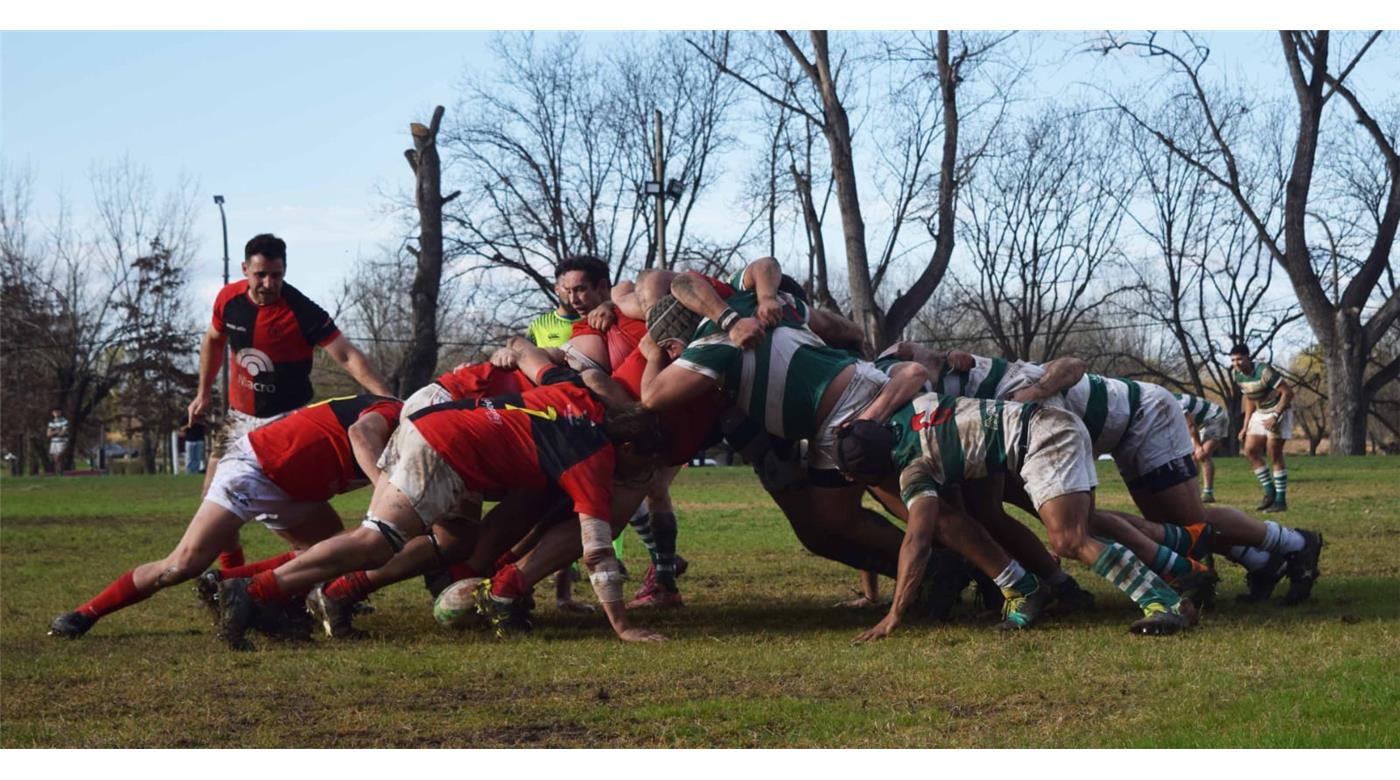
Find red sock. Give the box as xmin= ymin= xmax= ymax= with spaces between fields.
xmin=247 ymin=570 xmax=288 ymax=604
xmin=490 ymin=564 xmax=527 ymax=599
xmin=78 ymin=570 xmax=150 ymax=620
xmin=219 ymin=550 xmax=297 ymax=580
xmin=218 ymin=546 xmax=246 ymax=570
xmin=494 ymin=549 xmax=521 ymax=570
xmin=323 ymin=570 xmax=374 ymax=602
xmin=446 ymin=562 xmax=479 ymax=582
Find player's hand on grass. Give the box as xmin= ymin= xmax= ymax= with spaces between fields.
xmin=489 ymin=346 xmax=518 ymax=370
xmin=853 ymin=616 xmax=898 ymax=644
xmin=834 ymin=595 xmax=883 ymax=609
xmin=557 ymin=599 xmax=597 ymax=613
xmin=618 ymin=626 xmax=666 ymax=642
xmin=755 ymin=295 xmax=784 ymax=327
xmin=728 ymin=317 xmax=764 ymax=350
xmin=588 ymin=301 xmax=617 ymax=332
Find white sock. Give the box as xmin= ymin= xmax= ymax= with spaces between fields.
xmin=994 ymin=560 xmax=1027 ymax=590
xmin=1262 ymin=521 xmax=1305 ymax=554
xmin=1227 ymin=545 xmax=1272 ymax=572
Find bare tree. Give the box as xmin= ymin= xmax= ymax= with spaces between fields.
xmin=1100 ymin=30 xmax=1400 ymax=455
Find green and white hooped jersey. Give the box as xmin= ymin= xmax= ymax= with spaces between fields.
xmin=889 ymin=392 xmax=1036 ymax=507
xmin=1175 ymin=392 xmax=1225 ymax=427
xmin=1233 ymin=364 xmax=1285 ymax=412
xmin=936 ymin=354 xmax=1043 ymax=400
xmin=1057 ymin=373 xmax=1142 ymax=456
xmin=674 ymin=290 xmax=856 ymax=441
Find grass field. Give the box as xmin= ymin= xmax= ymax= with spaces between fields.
xmin=2 ymin=456 xmax=1397 ymax=747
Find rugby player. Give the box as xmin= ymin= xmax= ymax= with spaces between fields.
xmin=47 ymin=393 xmax=402 ymax=639
xmin=1176 ymin=391 xmax=1229 ymax=503
xmin=1230 ymin=344 xmax=1294 ymax=512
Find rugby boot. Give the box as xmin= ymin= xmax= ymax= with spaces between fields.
xmin=626 ymin=564 xmax=684 ymax=609
xmin=255 ymin=596 xmax=312 ymax=642
xmin=1280 ymin=530 xmax=1323 ymax=606
xmin=1236 ymin=552 xmax=1288 ymax=603
xmin=307 ymin=585 xmax=366 ymax=639
xmin=216 ymin=577 xmax=257 ymax=651
xmin=193 ymin=570 xmax=221 ymax=623
xmin=1263 ymin=500 xmax=1289 ymax=513
xmin=48 ymin=611 xmax=95 ymax=639
xmin=423 ymin=568 xmax=454 ymax=600
xmin=1255 ymin=486 xmax=1277 ymax=512
xmin=473 ymin=579 xmax=533 ymax=638
xmin=1180 ymin=556 xmax=1218 ymax=612
xmin=1129 ymin=600 xmax=1196 ymax=636
xmin=1201 ymin=492 xmax=1217 ymax=504
xmin=1050 ymin=574 xmax=1096 ymax=613
xmin=918 ymin=548 xmax=972 ymax=622
xmin=996 ymin=578 xmax=1052 ymax=631
xmin=971 ymin=567 xmax=1004 ymax=615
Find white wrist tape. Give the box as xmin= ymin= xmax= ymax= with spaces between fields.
xmin=589 ymin=559 xmax=626 ymax=603
xmin=580 ymin=516 xmax=613 ymax=556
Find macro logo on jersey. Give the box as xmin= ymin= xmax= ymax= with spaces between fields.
xmin=214 ymin=280 xmax=341 ymax=418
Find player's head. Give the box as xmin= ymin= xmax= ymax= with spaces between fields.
xmin=834 ymin=419 xmax=897 ymax=485
xmin=601 ymin=401 xmax=668 ymax=477
xmin=50 ymin=407 xmax=62 ymax=418
xmin=645 ymin=295 xmax=702 ymax=360
xmin=556 ymin=255 xmax=610 ymax=316
xmin=1229 ymin=342 xmax=1252 ymax=372
xmin=243 ymin=233 xmax=287 ymax=306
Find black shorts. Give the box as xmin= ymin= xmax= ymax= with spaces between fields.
xmin=1124 ymin=454 xmax=1198 ymax=494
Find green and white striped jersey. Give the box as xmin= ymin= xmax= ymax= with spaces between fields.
xmin=674 ymin=290 xmax=856 ymax=441
xmin=936 ymin=354 xmax=1043 ymax=400
xmin=1057 ymin=374 xmax=1142 ymax=456
xmin=1175 ymin=392 xmax=1225 ymax=427
xmin=1233 ymin=363 xmax=1285 ymax=412
xmin=888 ymin=392 xmax=1036 ymax=506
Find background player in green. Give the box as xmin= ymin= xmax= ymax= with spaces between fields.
xmin=1230 ymin=344 xmax=1294 ymax=512
xmin=1176 ymin=391 xmax=1229 ymax=503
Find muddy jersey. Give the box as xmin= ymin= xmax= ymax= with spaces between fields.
xmin=888 ymin=393 xmax=1036 ymax=506
xmin=936 ymin=354 xmax=1043 ymax=401
xmin=1056 ymin=374 xmax=1142 ymax=456
xmin=1175 ymin=392 xmax=1226 ymax=428
xmin=674 ymin=290 xmax=855 ymax=441
xmin=213 ymin=280 xmax=341 ymax=417
xmin=1233 ymin=363 xmax=1285 ymax=412
xmin=247 ymin=394 xmax=402 ymax=501
xmin=408 ymin=367 xmax=614 ymax=520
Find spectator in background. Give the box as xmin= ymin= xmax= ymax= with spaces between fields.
xmin=46 ymin=408 xmax=69 ymax=475
xmin=183 ymin=421 xmax=207 ymax=475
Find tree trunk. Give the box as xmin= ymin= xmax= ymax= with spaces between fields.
xmin=1326 ymin=308 xmax=1369 ymax=455
xmin=400 ymin=106 xmax=455 ymax=397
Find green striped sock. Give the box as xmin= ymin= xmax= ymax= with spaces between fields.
xmin=1150 ymin=545 xmax=1193 ymax=581
xmin=1160 ymin=525 xmax=1190 ymax=555
xmin=1091 ymin=542 xmax=1182 ymax=611
xmin=1272 ymin=470 xmax=1287 ymax=502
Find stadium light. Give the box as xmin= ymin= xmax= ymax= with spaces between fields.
xmin=213 ymin=195 xmax=230 ymax=414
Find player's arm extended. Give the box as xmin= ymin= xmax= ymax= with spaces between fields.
xmin=856 ymin=361 xmax=930 ymax=425
xmin=808 ymin=309 xmax=865 ymax=351
xmin=854 ymin=495 xmax=939 ymax=643
xmin=188 ymin=323 xmax=228 ymax=425
xmin=502 ymin=336 xmax=563 ymax=384
xmin=1010 ymin=357 xmax=1086 ymax=403
xmin=348 ymin=412 xmax=393 ymax=486
xmin=671 ymin=272 xmax=762 ymax=350
xmin=321 ymin=334 xmax=394 ymax=397
xmin=579 ymin=514 xmax=664 ymax=643
xmin=1239 ymin=394 xmax=1256 ymax=442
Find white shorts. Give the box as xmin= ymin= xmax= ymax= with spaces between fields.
xmin=807 ymin=361 xmax=890 ymax=472
xmin=48 ymin=441 xmax=68 ymax=457
xmin=1247 ymin=408 xmax=1293 ymax=440
xmin=203 ymin=437 xmax=320 ymax=529
xmin=376 ymin=383 xmax=454 ymax=472
xmin=381 ymin=421 xmax=479 ymax=528
xmin=1021 ymin=406 xmax=1098 ymax=510
xmin=1199 ymin=414 xmax=1229 ymax=442
xmin=1112 ymin=384 xmax=1195 ymax=483
xmin=211 ymin=408 xmax=290 ymax=458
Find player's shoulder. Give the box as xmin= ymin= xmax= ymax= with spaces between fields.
xmin=213 ymin=280 xmax=249 ymax=308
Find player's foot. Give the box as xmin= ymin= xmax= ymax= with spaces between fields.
xmin=473 ymin=579 xmax=533 ymax=638
xmin=970 ymin=568 xmax=1004 ymax=615
xmin=1050 ymin=575 xmax=1096 ymax=613
xmin=1180 ymin=557 xmax=1218 ymax=611
xmin=193 ymin=570 xmax=221 ymax=622
xmin=1236 ymin=553 xmax=1288 ymax=603
xmin=255 ymin=596 xmax=313 ymax=642
xmin=423 ymin=568 xmax=454 ymax=599
xmin=307 ymin=585 xmax=366 ymax=639
xmin=1263 ymin=500 xmax=1289 ymax=513
xmin=674 ymin=554 xmax=689 ymax=578
xmin=1201 ymin=493 xmax=1216 ymax=504
xmin=1129 ymin=601 xmax=1195 ymax=636
xmin=216 ymin=577 xmax=257 ymax=651
xmin=997 ymin=579 xmax=1052 ymax=631
xmin=627 ymin=585 xmax=684 ymax=609
xmin=917 ymin=548 xmax=971 ymax=622
xmin=1255 ymin=490 xmax=1277 ymax=511
xmin=1280 ymin=530 xmax=1323 ymax=606
xmin=48 ymin=611 xmax=94 ymax=639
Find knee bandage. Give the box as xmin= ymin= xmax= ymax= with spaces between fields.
xmin=362 ymin=515 xmax=407 ymax=554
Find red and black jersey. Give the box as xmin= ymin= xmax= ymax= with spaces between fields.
xmin=570 ymin=313 xmax=648 ymax=372
xmin=408 ymin=367 xmax=614 ymax=520
xmin=609 ymin=348 xmax=725 ymax=467
xmin=248 ymin=394 xmax=403 ymax=501
xmin=213 ymin=280 xmax=342 ymax=417
xmin=435 ymin=362 xmax=530 ymax=401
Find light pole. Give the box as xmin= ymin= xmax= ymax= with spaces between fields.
xmin=213 ymin=195 xmax=230 ymax=414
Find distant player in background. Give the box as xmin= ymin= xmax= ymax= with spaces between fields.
xmin=1230 ymin=344 xmax=1294 ymax=512
xmin=45 ymin=408 xmax=69 ymax=474
xmin=1175 ymin=392 xmax=1229 ymax=503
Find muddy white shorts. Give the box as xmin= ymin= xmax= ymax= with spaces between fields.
xmin=1112 ymin=384 xmax=1195 ymax=483
xmin=211 ymin=408 xmax=290 ymax=458
xmin=1020 ymin=406 xmax=1098 ymax=510
xmin=204 ymin=436 xmax=317 ymax=529
xmin=808 ymin=361 xmax=890 ymax=473
xmin=381 ymin=421 xmax=479 ymax=527
xmin=376 ymin=383 xmax=454 ymax=472
xmin=1247 ymin=408 xmax=1293 ymax=440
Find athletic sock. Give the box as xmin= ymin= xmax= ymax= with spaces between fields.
xmin=1272 ymin=470 xmax=1288 ymax=503
xmin=219 ymin=550 xmax=297 ymax=580
xmin=323 ymin=570 xmax=374 ymax=603
xmin=489 ymin=564 xmax=527 ymax=600
xmin=1260 ymin=520 xmax=1306 ymax=555
xmin=1254 ymin=466 xmax=1274 ymax=496
xmin=1160 ymin=524 xmax=1191 ymax=555
xmin=1226 ymin=545 xmax=1272 ymax=572
xmin=1184 ymin=523 xmax=1216 ymax=558
xmin=1091 ymin=543 xmax=1182 ymax=612
xmin=1201 ymin=487 xmax=1214 ymax=498
xmin=76 ymin=570 xmax=150 ymax=620
xmin=1149 ymin=545 xmax=1194 ymax=585
xmin=493 ymin=550 xmax=520 ymax=570
xmin=650 ymin=511 xmax=680 ymax=592
xmin=247 ymin=571 xmax=288 ymax=604
xmin=218 ymin=546 xmax=246 ymax=570
xmin=628 ymin=504 xmax=658 ymax=558
xmin=993 ymin=560 xmax=1037 ymax=596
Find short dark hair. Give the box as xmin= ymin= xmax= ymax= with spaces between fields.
xmin=834 ymin=419 xmax=897 ymax=480
xmin=245 ymin=234 xmax=287 ymax=264
xmin=603 ymin=402 xmax=667 ymax=458
xmin=556 ymin=255 xmax=609 ymax=287
xmin=1228 ymin=343 xmax=1251 ymax=357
